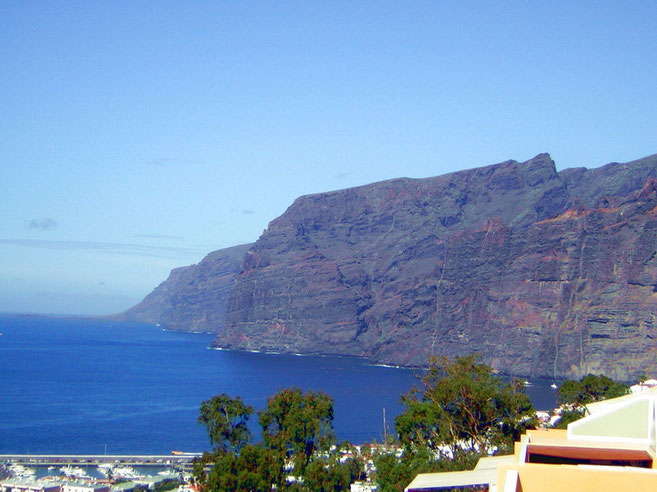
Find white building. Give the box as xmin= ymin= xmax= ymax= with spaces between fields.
xmin=0 ymin=480 xmax=61 ymax=492
xmin=62 ymin=485 xmax=109 ymax=492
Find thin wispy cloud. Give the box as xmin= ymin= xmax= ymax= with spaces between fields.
xmin=133 ymin=234 xmax=184 ymax=241
xmin=28 ymin=218 xmax=57 ymax=230
xmin=228 ymin=208 xmax=256 ymax=216
xmin=335 ymin=171 xmax=353 ymax=180
xmin=149 ymin=157 xmax=177 ymax=167
xmin=0 ymin=238 xmax=205 ymax=259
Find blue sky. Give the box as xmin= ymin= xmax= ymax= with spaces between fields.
xmin=2 ymin=1 xmax=656 ymax=315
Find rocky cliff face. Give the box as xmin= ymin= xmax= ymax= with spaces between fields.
xmin=121 ymin=153 xmax=657 ymax=379
xmin=114 ymin=243 xmax=251 ymax=332
xmin=214 ymin=153 xmax=657 ymax=380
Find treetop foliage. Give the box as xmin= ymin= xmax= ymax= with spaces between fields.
xmin=259 ymin=387 xmax=336 ymax=476
xmin=557 ymin=374 xmax=630 ymax=406
xmin=551 ymin=373 xmax=630 ymax=429
xmin=195 ymin=387 xmax=357 ymax=491
xmin=198 ymin=393 xmax=253 ymax=454
xmin=395 ymin=354 xmax=536 ymax=458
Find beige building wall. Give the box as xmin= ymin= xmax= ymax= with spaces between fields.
xmin=513 ymin=464 xmax=657 ymax=492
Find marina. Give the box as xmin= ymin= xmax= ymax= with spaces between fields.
xmin=0 ymin=455 xmax=197 ymax=491
xmin=0 ymin=454 xmax=198 ymax=474
xmin=0 ymin=454 xmax=199 ymax=466
xmin=0 ymin=455 xmax=198 ymax=492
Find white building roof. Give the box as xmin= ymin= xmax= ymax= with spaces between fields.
xmin=404 ymin=455 xmax=515 ymax=491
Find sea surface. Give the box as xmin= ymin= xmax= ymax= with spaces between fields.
xmin=0 ymin=314 xmax=557 ymax=454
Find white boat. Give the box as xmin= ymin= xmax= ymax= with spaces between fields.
xmin=111 ymin=465 xmax=143 ymax=480
xmin=551 ymin=383 xmax=558 ymax=389
xmin=9 ymin=464 xmax=36 ymax=480
xmin=97 ymin=463 xmax=113 ymax=476
xmin=60 ymin=465 xmax=89 ymax=478
xmin=157 ymin=469 xmax=179 ymax=478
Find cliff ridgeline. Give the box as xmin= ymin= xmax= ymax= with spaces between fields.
xmin=118 ymin=153 xmax=657 ymax=380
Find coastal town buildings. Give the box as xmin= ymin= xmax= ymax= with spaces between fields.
xmin=0 ymin=481 xmax=61 ymax=492
xmin=0 ymin=483 xmax=116 ymax=492
xmin=62 ymin=485 xmax=110 ymax=492
xmin=0 ymin=475 xmax=180 ymax=492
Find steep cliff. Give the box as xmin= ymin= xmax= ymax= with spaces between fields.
xmin=115 ymin=243 xmax=251 ymax=332
xmin=214 ymin=153 xmax=657 ymax=380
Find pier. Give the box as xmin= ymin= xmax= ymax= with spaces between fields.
xmin=0 ymin=454 xmax=200 ymax=469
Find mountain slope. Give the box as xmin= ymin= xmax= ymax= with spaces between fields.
xmin=114 ymin=243 xmax=251 ymax=332
xmin=121 ymin=153 xmax=657 ymax=379
xmin=215 ymin=153 xmax=657 ymax=379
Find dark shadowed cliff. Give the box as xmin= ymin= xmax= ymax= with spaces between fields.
xmin=123 ymin=153 xmax=657 ymax=379
xmin=114 ymin=243 xmax=251 ymax=332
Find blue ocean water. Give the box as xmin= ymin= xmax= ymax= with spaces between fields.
xmin=0 ymin=314 xmax=557 ymax=454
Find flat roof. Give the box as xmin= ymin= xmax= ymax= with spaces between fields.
xmin=405 ymin=469 xmax=494 ymax=491
xmin=586 ymin=387 xmax=657 ymax=415
xmin=525 ymin=429 xmax=649 ymax=451
xmin=405 ymin=455 xmax=515 ymax=491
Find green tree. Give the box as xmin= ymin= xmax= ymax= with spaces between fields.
xmin=303 ymin=455 xmax=363 ymax=491
xmin=195 ymin=388 xmax=357 ymax=491
xmin=374 ymin=449 xmax=431 ymax=492
xmin=153 ymin=479 xmax=181 ymax=492
xmin=196 ymin=443 xmax=282 ymax=492
xmin=259 ymin=387 xmax=336 ymax=480
xmin=198 ymin=450 xmax=239 ymax=491
xmin=557 ymin=374 xmax=629 ymax=406
xmin=553 ymin=374 xmax=630 ymax=428
xmin=198 ymin=394 xmax=254 ymax=454
xmin=551 ymin=408 xmax=585 ymax=429
xmin=396 ymin=355 xmax=536 ymax=460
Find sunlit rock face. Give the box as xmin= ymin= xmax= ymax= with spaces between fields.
xmin=124 ymin=152 xmax=657 ymax=380
xmin=216 ymin=153 xmax=657 ymax=380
